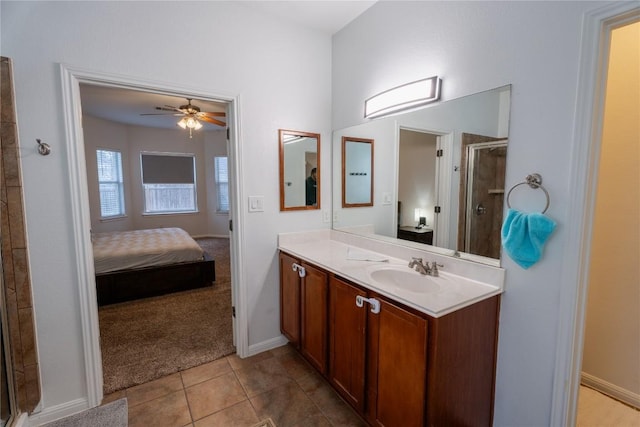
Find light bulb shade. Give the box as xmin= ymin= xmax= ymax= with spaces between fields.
xmin=414 ymin=208 xmax=427 ymax=222
xmin=364 ymin=76 xmax=441 ymax=119
xmin=177 ymin=116 xmax=203 ymax=131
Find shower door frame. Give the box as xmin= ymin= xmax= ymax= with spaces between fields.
xmin=464 ymin=139 xmax=508 ymax=256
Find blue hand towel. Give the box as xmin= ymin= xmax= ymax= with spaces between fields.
xmin=501 ymin=208 xmax=556 ymax=269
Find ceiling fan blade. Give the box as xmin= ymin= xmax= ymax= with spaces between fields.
xmin=198 ymin=116 xmax=226 ymax=127
xmin=140 ymin=113 xmax=182 ymax=116
xmin=199 ymin=111 xmax=226 ymax=118
xmin=157 ymin=105 xmax=182 ymax=112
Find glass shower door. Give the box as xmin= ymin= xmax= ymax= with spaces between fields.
xmin=464 ymin=141 xmax=508 ymax=258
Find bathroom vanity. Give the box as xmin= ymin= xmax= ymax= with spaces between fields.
xmin=279 ymin=230 xmax=504 ymax=427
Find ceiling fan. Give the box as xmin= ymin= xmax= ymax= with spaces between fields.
xmin=141 ymin=98 xmax=226 ymax=137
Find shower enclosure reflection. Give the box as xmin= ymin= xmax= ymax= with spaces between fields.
xmin=461 ymin=139 xmax=508 ymax=258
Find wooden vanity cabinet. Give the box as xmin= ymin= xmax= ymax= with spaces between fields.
xmin=299 ymin=262 xmax=329 ymax=373
xmin=366 ymin=296 xmax=428 ymax=427
xmin=279 ymin=252 xmax=329 ymax=374
xmin=328 ymin=276 xmax=368 ymax=412
xmin=280 ymin=251 xmax=500 ymax=427
xmin=279 ymin=252 xmax=301 ymax=347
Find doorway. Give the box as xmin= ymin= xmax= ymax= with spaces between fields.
xmin=552 ymin=3 xmax=640 ymax=426
xmin=60 ymin=65 xmax=245 ymax=406
xmin=396 ymin=128 xmax=452 ymax=248
xmin=578 ymin=19 xmax=639 ymax=410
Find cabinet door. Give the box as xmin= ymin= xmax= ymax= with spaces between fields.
xmin=368 ymin=297 xmax=428 ymax=427
xmin=329 ymin=276 xmax=368 ymax=412
xmin=300 ymin=262 xmax=328 ymax=374
xmin=279 ymin=252 xmax=300 ymax=347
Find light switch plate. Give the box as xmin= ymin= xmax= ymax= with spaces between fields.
xmin=248 ymin=196 xmax=264 ymax=212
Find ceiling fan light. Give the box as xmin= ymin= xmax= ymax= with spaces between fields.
xmin=193 ymin=120 xmax=203 ymax=130
xmin=177 ymin=117 xmax=188 ymax=129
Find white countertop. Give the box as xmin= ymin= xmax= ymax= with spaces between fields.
xmin=278 ymin=234 xmax=504 ymax=318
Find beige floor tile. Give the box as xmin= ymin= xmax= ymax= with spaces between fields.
xmin=289 ymin=413 xmax=333 ymax=427
xmin=186 ymin=371 xmax=248 ymax=421
xmin=270 ymin=343 xmax=295 ymax=357
xmin=235 ymin=357 xmax=293 ymax=397
xmin=227 ymin=351 xmax=273 ymax=371
xmin=181 ymin=358 xmax=232 ymax=388
xmin=127 ymin=373 xmax=184 ymax=407
xmin=128 ymin=389 xmax=191 ymax=427
xmin=298 ymin=371 xmax=366 ymax=426
xmin=250 ymin=381 xmax=320 ymax=427
xmin=193 ymin=400 xmax=260 ymax=427
xmin=276 ymin=351 xmax=315 ymax=380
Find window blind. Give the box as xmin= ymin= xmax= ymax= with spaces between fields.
xmin=141 ymin=153 xmax=195 ymax=184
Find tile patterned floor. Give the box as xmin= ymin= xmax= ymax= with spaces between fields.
xmin=102 ymin=344 xmax=367 ymax=427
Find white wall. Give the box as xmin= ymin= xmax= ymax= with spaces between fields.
xmin=1 ymin=0 xmax=331 ymax=413
xmin=332 ymin=1 xmax=608 ymax=425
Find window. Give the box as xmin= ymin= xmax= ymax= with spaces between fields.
xmin=215 ymin=156 xmax=229 ymax=213
xmin=141 ymin=153 xmax=197 ymax=214
xmin=96 ymin=149 xmax=125 ymax=218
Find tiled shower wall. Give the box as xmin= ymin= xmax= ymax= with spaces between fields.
xmin=1 ymin=56 xmax=41 ymax=413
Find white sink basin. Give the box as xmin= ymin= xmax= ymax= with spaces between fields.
xmin=368 ymin=265 xmax=442 ymax=294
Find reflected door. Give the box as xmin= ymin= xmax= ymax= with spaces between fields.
xmin=465 ymin=141 xmax=508 ymax=258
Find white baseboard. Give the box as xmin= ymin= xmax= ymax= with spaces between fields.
xmin=27 ymin=398 xmax=89 ymax=426
xmin=581 ymin=372 xmax=640 ymax=409
xmin=247 ymin=335 xmax=288 ymax=357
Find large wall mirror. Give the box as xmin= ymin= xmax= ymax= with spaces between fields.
xmin=279 ymin=129 xmax=321 ymax=211
xmin=332 ymin=85 xmax=511 ymax=266
xmin=342 ymin=136 xmax=374 ymax=207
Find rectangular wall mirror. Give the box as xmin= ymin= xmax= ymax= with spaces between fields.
xmin=342 ymin=136 xmax=374 ymax=207
xmin=279 ymin=129 xmax=321 ymax=211
xmin=332 ymin=85 xmax=511 ymax=266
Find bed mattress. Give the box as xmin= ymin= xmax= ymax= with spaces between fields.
xmin=92 ymin=227 xmax=204 ymax=274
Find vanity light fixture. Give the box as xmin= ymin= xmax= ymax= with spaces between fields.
xmin=364 ymin=76 xmax=442 ymax=119
xmin=177 ymin=115 xmax=203 ymax=138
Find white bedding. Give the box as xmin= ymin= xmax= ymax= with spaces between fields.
xmin=92 ymin=227 xmax=204 ymax=274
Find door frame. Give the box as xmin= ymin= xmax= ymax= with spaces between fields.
xmin=395 ymin=126 xmax=453 ymax=248
xmin=550 ymin=3 xmax=640 ymax=426
xmin=59 ymin=64 xmax=248 ymax=407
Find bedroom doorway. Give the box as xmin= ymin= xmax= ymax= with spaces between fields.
xmin=61 ymin=65 xmax=245 ymax=406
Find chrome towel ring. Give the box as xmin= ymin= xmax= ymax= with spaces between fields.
xmin=506 ymin=173 xmax=550 ymax=213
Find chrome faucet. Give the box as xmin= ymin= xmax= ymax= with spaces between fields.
xmin=408 ymin=257 xmax=443 ymax=276
xmin=408 ymin=257 xmax=430 ymax=275
xmin=429 ymin=261 xmax=443 ymax=277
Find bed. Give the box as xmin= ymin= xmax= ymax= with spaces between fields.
xmin=92 ymin=227 xmax=215 ymax=306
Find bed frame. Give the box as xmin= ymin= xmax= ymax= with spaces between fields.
xmin=95 ymin=251 xmax=215 ymax=306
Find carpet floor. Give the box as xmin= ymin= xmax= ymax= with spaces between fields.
xmin=99 ymin=237 xmax=235 ymax=394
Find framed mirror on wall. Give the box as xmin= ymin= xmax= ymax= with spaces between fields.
xmin=342 ymin=136 xmax=374 ymax=208
xmin=332 ymin=85 xmax=511 ymax=266
xmin=279 ymin=129 xmax=321 ymax=211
